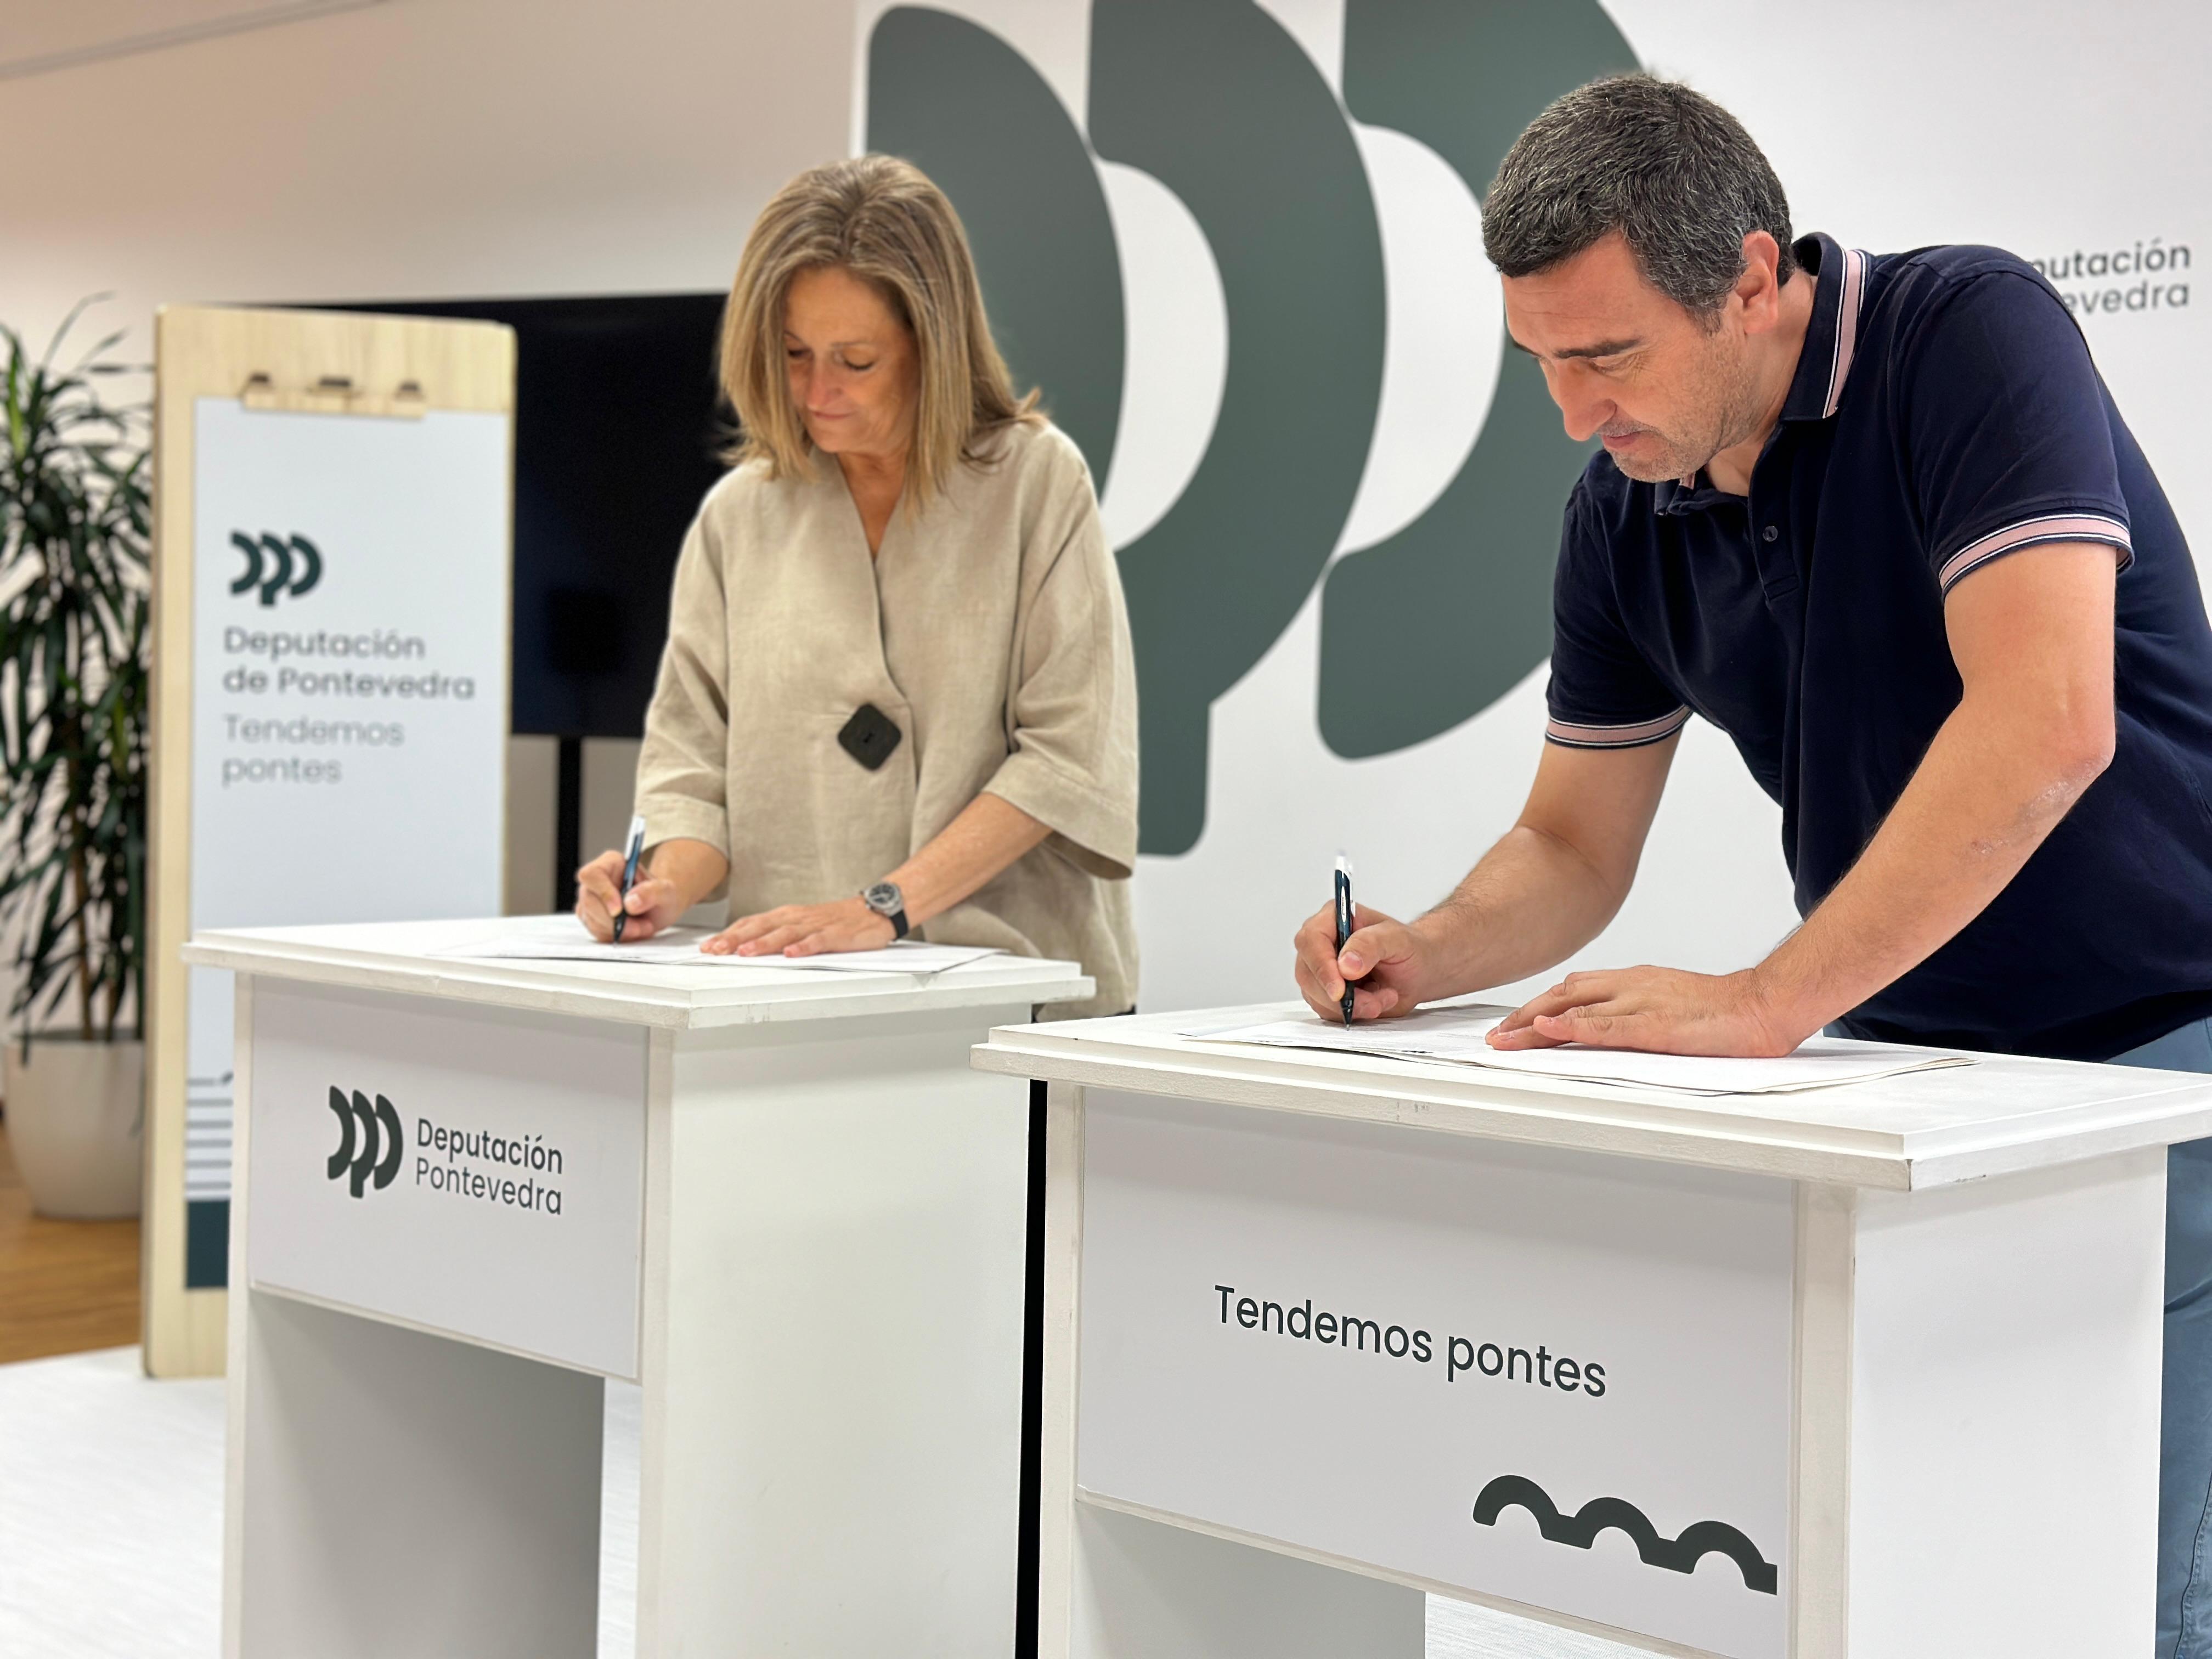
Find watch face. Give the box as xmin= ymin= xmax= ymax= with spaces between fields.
xmin=864 ymin=882 xmax=902 ymax=914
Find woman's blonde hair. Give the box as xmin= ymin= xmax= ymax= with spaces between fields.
xmin=720 ymin=154 xmax=1039 ymax=505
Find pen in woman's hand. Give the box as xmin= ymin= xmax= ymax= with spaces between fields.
xmin=611 ymin=815 xmax=647 ymax=942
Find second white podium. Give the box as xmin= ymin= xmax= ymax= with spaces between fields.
xmin=185 ymin=917 xmax=1091 ymax=1658
xmin=973 ymin=1003 xmax=2212 ymax=1659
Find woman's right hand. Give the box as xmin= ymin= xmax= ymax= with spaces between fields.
xmin=575 ymin=850 xmax=687 ymax=943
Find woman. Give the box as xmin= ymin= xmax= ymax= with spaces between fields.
xmin=575 ymin=154 xmax=1138 ymax=1018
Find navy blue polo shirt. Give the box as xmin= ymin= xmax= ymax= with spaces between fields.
xmin=1546 ymin=232 xmax=2212 ymax=1061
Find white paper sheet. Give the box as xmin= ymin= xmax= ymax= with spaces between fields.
xmin=432 ymin=918 xmax=1004 ymax=977
xmin=1184 ymin=1003 xmax=1973 ymax=1096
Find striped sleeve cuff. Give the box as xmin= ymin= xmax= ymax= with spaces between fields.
xmin=1544 ymin=707 xmax=1691 ymax=749
xmin=1937 ymin=512 xmax=2132 ymax=593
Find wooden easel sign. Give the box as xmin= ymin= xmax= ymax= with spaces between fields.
xmin=146 ymin=307 xmax=514 ymax=1376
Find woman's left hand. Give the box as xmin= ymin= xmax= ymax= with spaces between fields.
xmin=708 ymin=898 xmax=896 ymax=957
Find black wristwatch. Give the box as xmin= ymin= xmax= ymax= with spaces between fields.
xmin=860 ymin=881 xmax=909 ymax=940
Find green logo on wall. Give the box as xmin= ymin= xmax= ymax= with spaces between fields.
xmin=229 ymin=530 xmax=324 ymax=606
xmin=868 ymin=0 xmax=1637 ymax=854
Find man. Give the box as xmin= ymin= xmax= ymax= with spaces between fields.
xmin=1292 ymin=75 xmax=2212 ymax=1652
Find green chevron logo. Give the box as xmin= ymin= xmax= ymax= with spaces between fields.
xmin=326 ymin=1086 xmax=403 ymax=1199
xmin=866 ymin=0 xmax=1637 ymax=853
xmin=229 ymin=529 xmax=324 ymax=606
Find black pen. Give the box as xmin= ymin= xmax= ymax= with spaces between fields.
xmin=1334 ymin=855 xmax=1356 ymax=1028
xmin=611 ymin=814 xmax=646 ymax=942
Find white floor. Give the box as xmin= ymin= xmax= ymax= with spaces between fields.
xmin=0 ymin=1346 xmax=1632 ymax=1658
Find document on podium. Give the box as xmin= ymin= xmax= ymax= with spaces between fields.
xmin=434 ymin=917 xmax=1005 ymax=977
xmin=1184 ymin=1003 xmax=1974 ymax=1096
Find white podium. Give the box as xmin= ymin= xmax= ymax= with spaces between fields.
xmin=971 ymin=1003 xmax=2212 ymax=1659
xmin=187 ymin=918 xmax=1090 ymax=1658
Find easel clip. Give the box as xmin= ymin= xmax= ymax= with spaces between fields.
xmin=239 ymin=371 xmax=428 ymax=419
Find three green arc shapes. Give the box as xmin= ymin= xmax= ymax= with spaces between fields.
xmin=1474 ymin=1474 xmax=1781 ymax=1595
xmin=229 ymin=530 xmax=323 ymax=606
xmin=326 ymin=1086 xmax=403 ymax=1199
xmin=867 ymin=0 xmax=1638 ymax=854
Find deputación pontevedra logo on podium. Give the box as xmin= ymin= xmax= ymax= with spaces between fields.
xmin=229 ymin=531 xmax=323 ymax=606
xmin=326 ymin=1086 xmax=402 ymax=1198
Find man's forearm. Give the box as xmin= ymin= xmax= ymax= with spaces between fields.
xmin=1753 ymin=695 xmax=2111 ymax=1035
xmin=1418 ymin=824 xmax=1629 ymax=995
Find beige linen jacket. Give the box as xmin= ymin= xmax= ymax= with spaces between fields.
xmin=632 ymin=419 xmax=1139 ymax=1017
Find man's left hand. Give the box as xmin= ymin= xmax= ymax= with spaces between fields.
xmin=708 ymin=898 xmax=896 ymax=958
xmin=1488 ymin=966 xmax=1814 ymax=1058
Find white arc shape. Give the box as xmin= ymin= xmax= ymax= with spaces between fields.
xmin=1333 ymin=121 xmax=1502 ymax=560
xmin=1093 ymin=160 xmax=1229 ymax=552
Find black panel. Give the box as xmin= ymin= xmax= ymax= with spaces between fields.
xmin=556 ymin=734 xmax=584 ymax=912
xmin=185 ymin=1198 xmax=229 ymax=1289
xmin=1016 ymin=1078 xmax=1046 ymax=1657
xmin=323 ymin=293 xmax=729 ymax=738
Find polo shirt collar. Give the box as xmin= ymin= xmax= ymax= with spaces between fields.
xmin=1652 ymin=232 xmax=1869 ymax=515
xmin=1652 ymin=473 xmax=1733 ymax=516
xmin=1780 ymin=232 xmax=1870 ymax=424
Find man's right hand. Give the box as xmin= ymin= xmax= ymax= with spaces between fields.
xmin=1292 ymin=902 xmax=1437 ymax=1023
xmin=575 ymin=850 xmax=687 ymax=943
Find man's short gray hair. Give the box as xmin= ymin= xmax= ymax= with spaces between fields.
xmin=1482 ymin=75 xmax=1796 ymax=317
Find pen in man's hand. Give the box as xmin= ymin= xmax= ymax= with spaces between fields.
xmin=1334 ymin=855 xmax=1356 ymax=1028
xmin=612 ymin=815 xmax=647 ymax=942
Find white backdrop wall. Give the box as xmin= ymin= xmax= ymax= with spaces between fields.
xmin=0 ymin=1 xmax=854 ymax=335
xmin=5 ymin=0 xmax=2206 ymax=1020
xmin=856 ymin=0 xmax=2211 ymax=1014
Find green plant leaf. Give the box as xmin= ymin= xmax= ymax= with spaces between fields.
xmin=0 ymin=303 xmax=149 ymax=1042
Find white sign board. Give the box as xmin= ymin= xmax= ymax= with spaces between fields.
xmin=247 ymin=980 xmax=645 ymax=1377
xmin=187 ymin=401 xmax=510 ymax=1220
xmin=1077 ymin=1090 xmax=1794 ymax=1659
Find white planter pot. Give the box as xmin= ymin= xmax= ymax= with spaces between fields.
xmin=4 ymin=1035 xmax=145 ymax=1220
